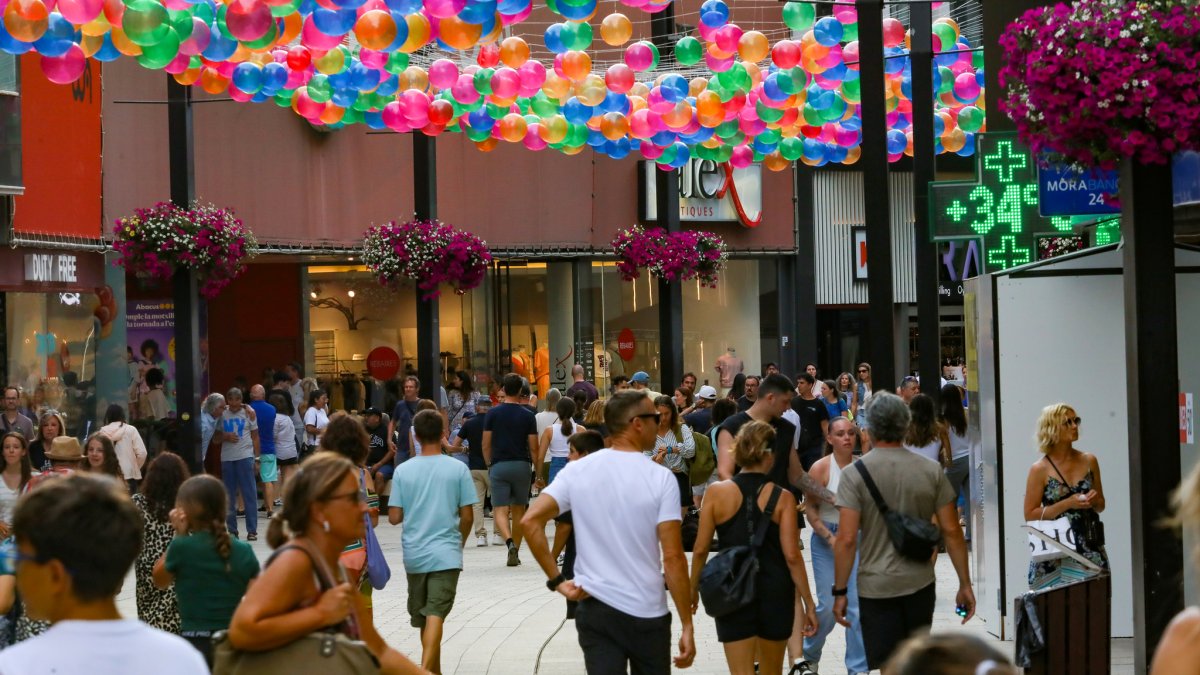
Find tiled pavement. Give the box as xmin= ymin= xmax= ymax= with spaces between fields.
xmin=117 ymin=513 xmax=1134 ymax=674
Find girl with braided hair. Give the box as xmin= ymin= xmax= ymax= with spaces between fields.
xmin=153 ymin=474 xmax=260 ymax=667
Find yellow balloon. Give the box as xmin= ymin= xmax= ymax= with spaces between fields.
xmin=599 ymin=12 xmax=631 ymax=46
xmin=539 ymin=115 xmax=568 ymax=143
xmin=399 ymin=13 xmax=430 ymax=53
xmin=313 ymin=47 xmax=346 ymax=74
xmin=542 ymin=71 xmax=571 ymax=99
xmin=80 ymin=15 xmax=109 ymax=37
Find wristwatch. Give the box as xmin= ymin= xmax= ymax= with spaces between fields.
xmin=831 ymin=586 xmax=848 ymax=597
xmin=546 ymin=573 xmax=566 ymax=592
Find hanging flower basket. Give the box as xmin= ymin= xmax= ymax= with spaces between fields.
xmin=112 ymin=202 xmax=258 ymax=299
xmin=998 ymin=0 xmax=1200 ymax=168
xmin=610 ymin=226 xmax=728 ymax=287
xmin=362 ymin=219 xmax=492 ymax=299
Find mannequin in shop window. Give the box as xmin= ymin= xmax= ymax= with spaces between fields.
xmin=715 ymin=347 xmax=744 ymax=392
xmin=512 ymin=346 xmax=533 ymax=382
xmin=534 ymin=343 xmax=550 ymax=398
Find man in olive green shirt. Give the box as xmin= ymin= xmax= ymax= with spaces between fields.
xmin=831 ymin=392 xmax=975 ymax=670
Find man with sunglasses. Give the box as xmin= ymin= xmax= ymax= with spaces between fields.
xmin=521 ymin=391 xmax=696 ymax=675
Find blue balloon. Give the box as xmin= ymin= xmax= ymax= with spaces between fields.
xmin=467 ymin=109 xmax=494 ymax=130
xmin=459 ymin=0 xmax=496 ymax=24
xmin=497 ymin=0 xmax=527 ymax=13
xmin=762 ymin=74 xmax=789 ymax=102
xmin=586 ymin=129 xmax=606 ymax=147
xmin=0 ymin=20 xmax=34 ymax=55
xmin=606 ymin=137 xmax=632 ymax=159
xmin=932 ymin=114 xmax=945 ymax=136
xmin=201 ymin=23 xmax=238 ymax=61
xmin=375 ymin=73 xmax=400 ymax=97
xmin=598 ymin=91 xmax=630 ymax=114
xmin=563 ymin=97 xmax=593 ymax=124
xmin=801 ymin=138 xmax=825 ymax=162
xmin=660 ymin=74 xmax=689 ymax=102
xmin=886 ymin=129 xmax=907 ymax=155
xmin=363 ymin=110 xmax=386 ymax=129
xmin=556 ymin=0 xmax=595 ymax=21
xmin=32 ymin=13 xmax=76 ymax=57
xmin=956 ymin=133 xmax=976 ymax=157
xmin=699 ymin=0 xmax=728 ymax=26
xmin=383 ymin=0 xmax=422 ymax=13
xmin=232 ymin=63 xmax=264 ymax=93
xmin=544 ymin=23 xmax=566 ymax=54
xmin=752 ymin=137 xmax=777 ymax=155
xmin=813 ymin=16 xmax=843 ymax=47
xmin=263 ymin=62 xmax=289 ymax=90
xmin=650 ymin=130 xmax=677 ymax=146
xmin=312 ymin=8 xmax=357 ymax=36
xmin=383 ymin=11 xmax=409 ymax=51
xmin=884 ymin=47 xmax=908 ymax=76
xmin=668 ymin=142 xmax=690 ymax=168
xmin=90 ymin=32 xmax=120 ymax=61
xmin=331 ymin=0 xmax=369 ymax=10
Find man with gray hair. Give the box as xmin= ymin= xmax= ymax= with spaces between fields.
xmin=831 ymin=392 xmax=974 ymax=670
xmin=219 ymin=387 xmax=260 ymax=540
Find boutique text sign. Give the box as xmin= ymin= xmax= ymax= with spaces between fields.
xmin=641 ymin=159 xmax=763 ymax=227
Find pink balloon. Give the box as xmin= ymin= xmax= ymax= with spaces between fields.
xmin=646 ymin=86 xmax=672 ymax=114
xmin=301 ymin=15 xmax=345 ymax=50
xmin=704 ymin=49 xmax=734 ymax=72
xmin=40 ymin=45 xmax=86 ymax=85
xmin=730 ymin=144 xmax=753 ymax=169
xmin=55 ymin=0 xmax=101 ymax=25
xmin=423 ymin=0 xmax=464 ymax=19
xmin=623 ymin=42 xmax=653 ymax=72
xmin=359 ymin=49 xmax=387 ymax=70
xmin=179 ymin=18 xmax=211 ymax=56
xmin=523 ymin=124 xmax=547 ymax=151
xmin=842 ymin=41 xmax=860 ymax=70
xmin=451 ymin=73 xmax=480 ymax=104
xmin=401 ymin=89 xmax=431 ymax=121
xmin=293 ymin=88 xmax=325 ymax=119
xmin=629 ymin=108 xmax=653 ymax=138
xmin=517 ymin=59 xmax=545 ymax=91
xmin=382 ymin=100 xmax=407 ymax=129
xmin=163 ymin=52 xmax=191 ymax=74
xmin=639 ymin=140 xmax=664 ymax=159
xmin=229 ymin=88 xmax=255 ymax=102
xmin=712 ymin=24 xmax=742 ymax=54
xmin=225 ymin=0 xmax=273 ymax=41
xmin=605 ymin=63 xmax=634 ymax=94
xmin=499 ymin=1 xmax=530 ymax=26
xmin=428 ymin=58 xmax=458 ymax=89
xmin=696 ymin=21 xmax=715 ymax=42
xmin=490 ymin=67 xmax=519 ymax=98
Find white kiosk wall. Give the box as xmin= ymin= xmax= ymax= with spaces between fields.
xmin=968 ymin=246 xmax=1200 ymax=639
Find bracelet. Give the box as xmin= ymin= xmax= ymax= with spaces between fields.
xmin=546 ymin=573 xmax=566 ymax=592
xmin=831 ymin=586 xmax=848 ymax=597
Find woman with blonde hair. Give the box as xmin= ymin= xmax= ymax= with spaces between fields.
xmin=1151 ymin=462 xmax=1200 ymax=673
xmin=225 ymin=453 xmax=425 ymax=674
xmin=1022 ymin=403 xmax=1108 ymax=587
xmin=689 ymin=421 xmax=817 ymax=675
xmin=27 ymin=410 xmax=65 ymax=471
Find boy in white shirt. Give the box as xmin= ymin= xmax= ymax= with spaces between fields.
xmin=0 ymin=475 xmax=208 ymax=674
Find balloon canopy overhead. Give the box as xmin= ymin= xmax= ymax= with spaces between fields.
xmin=2 ymin=0 xmax=985 ymax=168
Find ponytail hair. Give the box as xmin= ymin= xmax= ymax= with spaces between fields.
xmin=175 ymin=475 xmax=232 ymax=568
xmin=556 ymin=398 xmax=576 ymax=438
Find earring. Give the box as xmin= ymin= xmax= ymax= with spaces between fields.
xmin=322 ymin=520 xmax=330 ymax=533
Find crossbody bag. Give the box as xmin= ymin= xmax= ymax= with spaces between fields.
xmin=854 ymin=461 xmax=941 ymax=562
xmin=698 ymin=482 xmax=782 ymax=618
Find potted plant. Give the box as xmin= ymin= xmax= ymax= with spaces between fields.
xmin=610 ymin=226 xmax=728 ymax=286
xmin=112 ymin=202 xmax=258 ymax=299
xmin=362 ymin=219 xmax=492 ymax=299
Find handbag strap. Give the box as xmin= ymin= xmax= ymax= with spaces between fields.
xmin=267 ymin=540 xmax=362 ymax=640
xmin=749 ymin=483 xmax=783 ymax=550
xmin=853 ymin=461 xmax=891 ymax=515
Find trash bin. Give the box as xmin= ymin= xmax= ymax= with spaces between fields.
xmin=1014 ymin=574 xmax=1111 ymax=674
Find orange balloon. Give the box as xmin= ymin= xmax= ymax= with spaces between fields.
xmin=695 ymin=89 xmax=721 ymax=117
xmin=599 ymin=12 xmax=631 ymax=46
xmin=199 ymin=68 xmax=229 ymax=94
xmin=3 ymin=0 xmax=48 ymax=42
xmin=542 ymin=71 xmax=571 ymax=99
xmin=737 ymin=30 xmax=769 ymax=62
xmin=575 ymin=73 xmax=606 ymax=106
xmin=499 ymin=36 xmax=529 ymax=68
xmin=706 ymin=41 xmax=732 ymax=60
xmin=80 ymin=32 xmax=104 ymax=57
xmin=561 ymin=144 xmax=585 ymax=155
xmin=629 ymin=82 xmax=650 ymax=99
xmin=843 ymin=145 xmax=861 ymax=164
xmin=662 ymin=100 xmax=692 ymax=129
xmin=600 ymin=112 xmax=629 ymax=140
xmin=438 ymin=15 xmax=482 ymax=50
xmin=539 ymin=115 xmax=568 ymax=143
xmin=689 ymin=77 xmax=708 ymax=97
xmin=399 ymin=13 xmax=430 ymax=53
xmin=173 ymin=67 xmax=201 ymax=86
xmin=764 ymin=152 xmax=790 ymax=172
xmin=487 ymin=94 xmax=516 ymax=108
xmin=479 ymin=12 xmax=503 ymax=43
xmin=354 ymin=10 xmax=397 ymax=51
xmin=742 ymin=61 xmax=762 ymax=87
xmin=476 ymin=137 xmax=499 ymax=152
xmin=403 ymin=65 xmax=429 ymax=92
xmin=110 ymin=27 xmax=142 ymax=56
xmin=80 ymin=15 xmax=110 ymax=37
xmin=627 ymin=95 xmax=646 ymax=113
xmin=498 ymin=113 xmax=527 ymax=142
xmin=561 ymin=50 xmax=591 ymax=82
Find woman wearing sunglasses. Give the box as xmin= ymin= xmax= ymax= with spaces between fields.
xmin=1022 ymin=403 xmax=1109 ymax=588
xmin=225 ymin=453 xmax=426 ymax=674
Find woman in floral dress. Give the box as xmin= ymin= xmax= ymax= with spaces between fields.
xmin=132 ymin=453 xmax=190 ymax=633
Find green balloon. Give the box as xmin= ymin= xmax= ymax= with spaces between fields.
xmin=713 ymin=143 xmax=733 ymax=162
xmin=717 ymin=63 xmax=750 ymax=93
xmin=123 ymin=0 xmax=170 ymax=47
xmin=658 ymin=143 xmax=678 ymax=166
xmin=777 ymin=68 xmax=806 ymax=95
xmin=674 ymin=36 xmax=702 ymax=66
xmin=938 ymin=66 xmax=954 ymax=94
xmin=523 ymin=113 xmax=539 ymax=125
xmin=782 ymin=2 xmax=815 ymax=32
xmin=269 ymin=0 xmax=301 ymax=17
xmin=191 ymin=1 xmax=213 ymax=24
xmin=473 ymin=68 xmax=494 ymax=95
xmin=274 ymin=90 xmax=292 ymax=107
xmin=758 ymin=128 xmax=782 ymax=144
xmin=932 ymin=23 xmax=956 ymax=50
xmin=531 ymin=91 xmax=558 ymax=118
xmin=342 ymin=108 xmax=361 ymax=125
xmin=465 ymin=126 xmax=491 ymax=142
xmin=385 ymin=52 xmax=409 ymax=75
xmin=958 ymin=105 xmax=984 ymax=133
xmin=840 ymin=78 xmax=861 ymax=103
xmin=485 ymin=102 xmax=507 ymax=119
xmin=780 ymin=137 xmax=803 ymax=161
xmin=565 ymin=123 xmax=589 ymax=146
xmin=841 ymin=21 xmax=857 ymax=42
xmin=560 ymin=21 xmax=592 ymax=50
xmin=802 ymin=103 xmax=824 ymax=126
xmin=755 ymin=100 xmax=785 ymax=124
xmin=715 ymin=120 xmax=740 ymax=139
xmin=168 ymin=9 xmax=193 ymax=41
xmin=136 ymin=26 xmax=179 ymax=68
xmin=307 ymin=74 xmax=332 ymax=103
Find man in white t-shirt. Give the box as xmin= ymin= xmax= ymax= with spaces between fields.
xmin=0 ymin=474 xmax=207 ymax=674
xmin=522 ymin=391 xmax=696 ymax=674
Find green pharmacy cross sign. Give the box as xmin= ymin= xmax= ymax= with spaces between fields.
xmin=929 ymin=132 xmax=1118 ymax=271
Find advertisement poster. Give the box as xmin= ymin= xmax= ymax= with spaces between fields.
xmin=127 ymin=300 xmax=177 ymax=419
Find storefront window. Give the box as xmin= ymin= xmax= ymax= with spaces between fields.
xmin=6 ymin=291 xmax=99 ymax=438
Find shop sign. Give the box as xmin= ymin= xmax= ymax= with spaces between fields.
xmin=1181 ymin=393 xmax=1194 ymax=445
xmin=640 ymin=159 xmax=763 ymax=227
xmin=367 ymin=347 xmax=401 ymax=381
xmin=1037 ymin=160 xmax=1120 ymax=217
xmin=25 ymin=253 xmax=79 ymax=283
xmin=617 ymin=328 xmax=636 ymax=362
xmin=851 ymin=227 xmax=868 ymax=281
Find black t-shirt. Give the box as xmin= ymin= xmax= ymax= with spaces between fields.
xmin=736 ymin=396 xmax=755 ymax=412
xmin=717 ymin=411 xmax=797 ymax=490
xmin=555 ymin=510 xmax=576 ymax=578
xmin=390 ymin=399 xmax=419 ymax=462
xmin=459 ymin=413 xmax=487 ymax=471
xmin=365 ymin=423 xmax=389 ymax=465
xmin=484 ymin=403 xmax=538 ymax=464
xmin=791 ymin=396 xmax=830 ymax=449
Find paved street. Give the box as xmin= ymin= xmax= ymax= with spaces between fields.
xmin=118 ymin=512 xmax=1133 ymax=674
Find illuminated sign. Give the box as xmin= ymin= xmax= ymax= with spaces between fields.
xmin=929 ymin=133 xmax=1121 ymax=271
xmin=1037 ymin=160 xmax=1120 ymax=217
xmin=641 ymin=159 xmax=763 ymax=227
xmin=24 ymin=253 xmax=78 ymax=283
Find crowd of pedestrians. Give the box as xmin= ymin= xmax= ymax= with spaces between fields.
xmin=0 ymin=357 xmax=1111 ymax=675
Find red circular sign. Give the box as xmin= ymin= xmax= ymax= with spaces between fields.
xmin=367 ymin=347 xmax=401 ymax=381
xmin=617 ymin=328 xmax=636 ymax=362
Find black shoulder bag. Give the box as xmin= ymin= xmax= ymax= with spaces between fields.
xmin=854 ymin=461 xmax=942 ymax=562
xmin=699 ymin=483 xmax=782 ymax=618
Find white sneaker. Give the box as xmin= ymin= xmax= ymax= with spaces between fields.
xmin=492 ymin=533 xmax=504 ymax=546
xmin=476 ymin=534 xmax=488 ymax=547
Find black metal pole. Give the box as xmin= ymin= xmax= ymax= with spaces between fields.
xmin=1121 ymin=159 xmax=1182 ymax=672
xmin=412 ymin=132 xmax=441 ymax=400
xmin=652 ymin=5 xmax=682 ymax=393
xmin=910 ymin=1 xmax=940 ymax=401
xmin=793 ymin=165 xmax=818 ymax=371
xmin=856 ymin=0 xmax=895 ymax=390
xmin=167 ymin=77 xmax=201 ymax=472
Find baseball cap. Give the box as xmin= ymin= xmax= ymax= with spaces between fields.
xmin=363 ymin=407 xmax=383 ymax=417
xmin=696 ymin=385 xmax=718 ymax=400
xmin=630 ymin=371 xmax=650 ymax=383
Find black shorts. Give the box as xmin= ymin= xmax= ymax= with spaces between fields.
xmin=713 ymin=577 xmax=795 ymax=643
xmin=277 ymin=456 xmax=300 ymax=467
xmin=672 ymin=471 xmax=691 ymax=507
xmin=859 ymin=582 xmax=937 ymax=669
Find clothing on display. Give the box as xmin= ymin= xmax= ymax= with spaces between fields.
xmin=715 ymin=348 xmax=744 ymax=388
xmin=534 ymin=345 xmax=550 ymax=397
